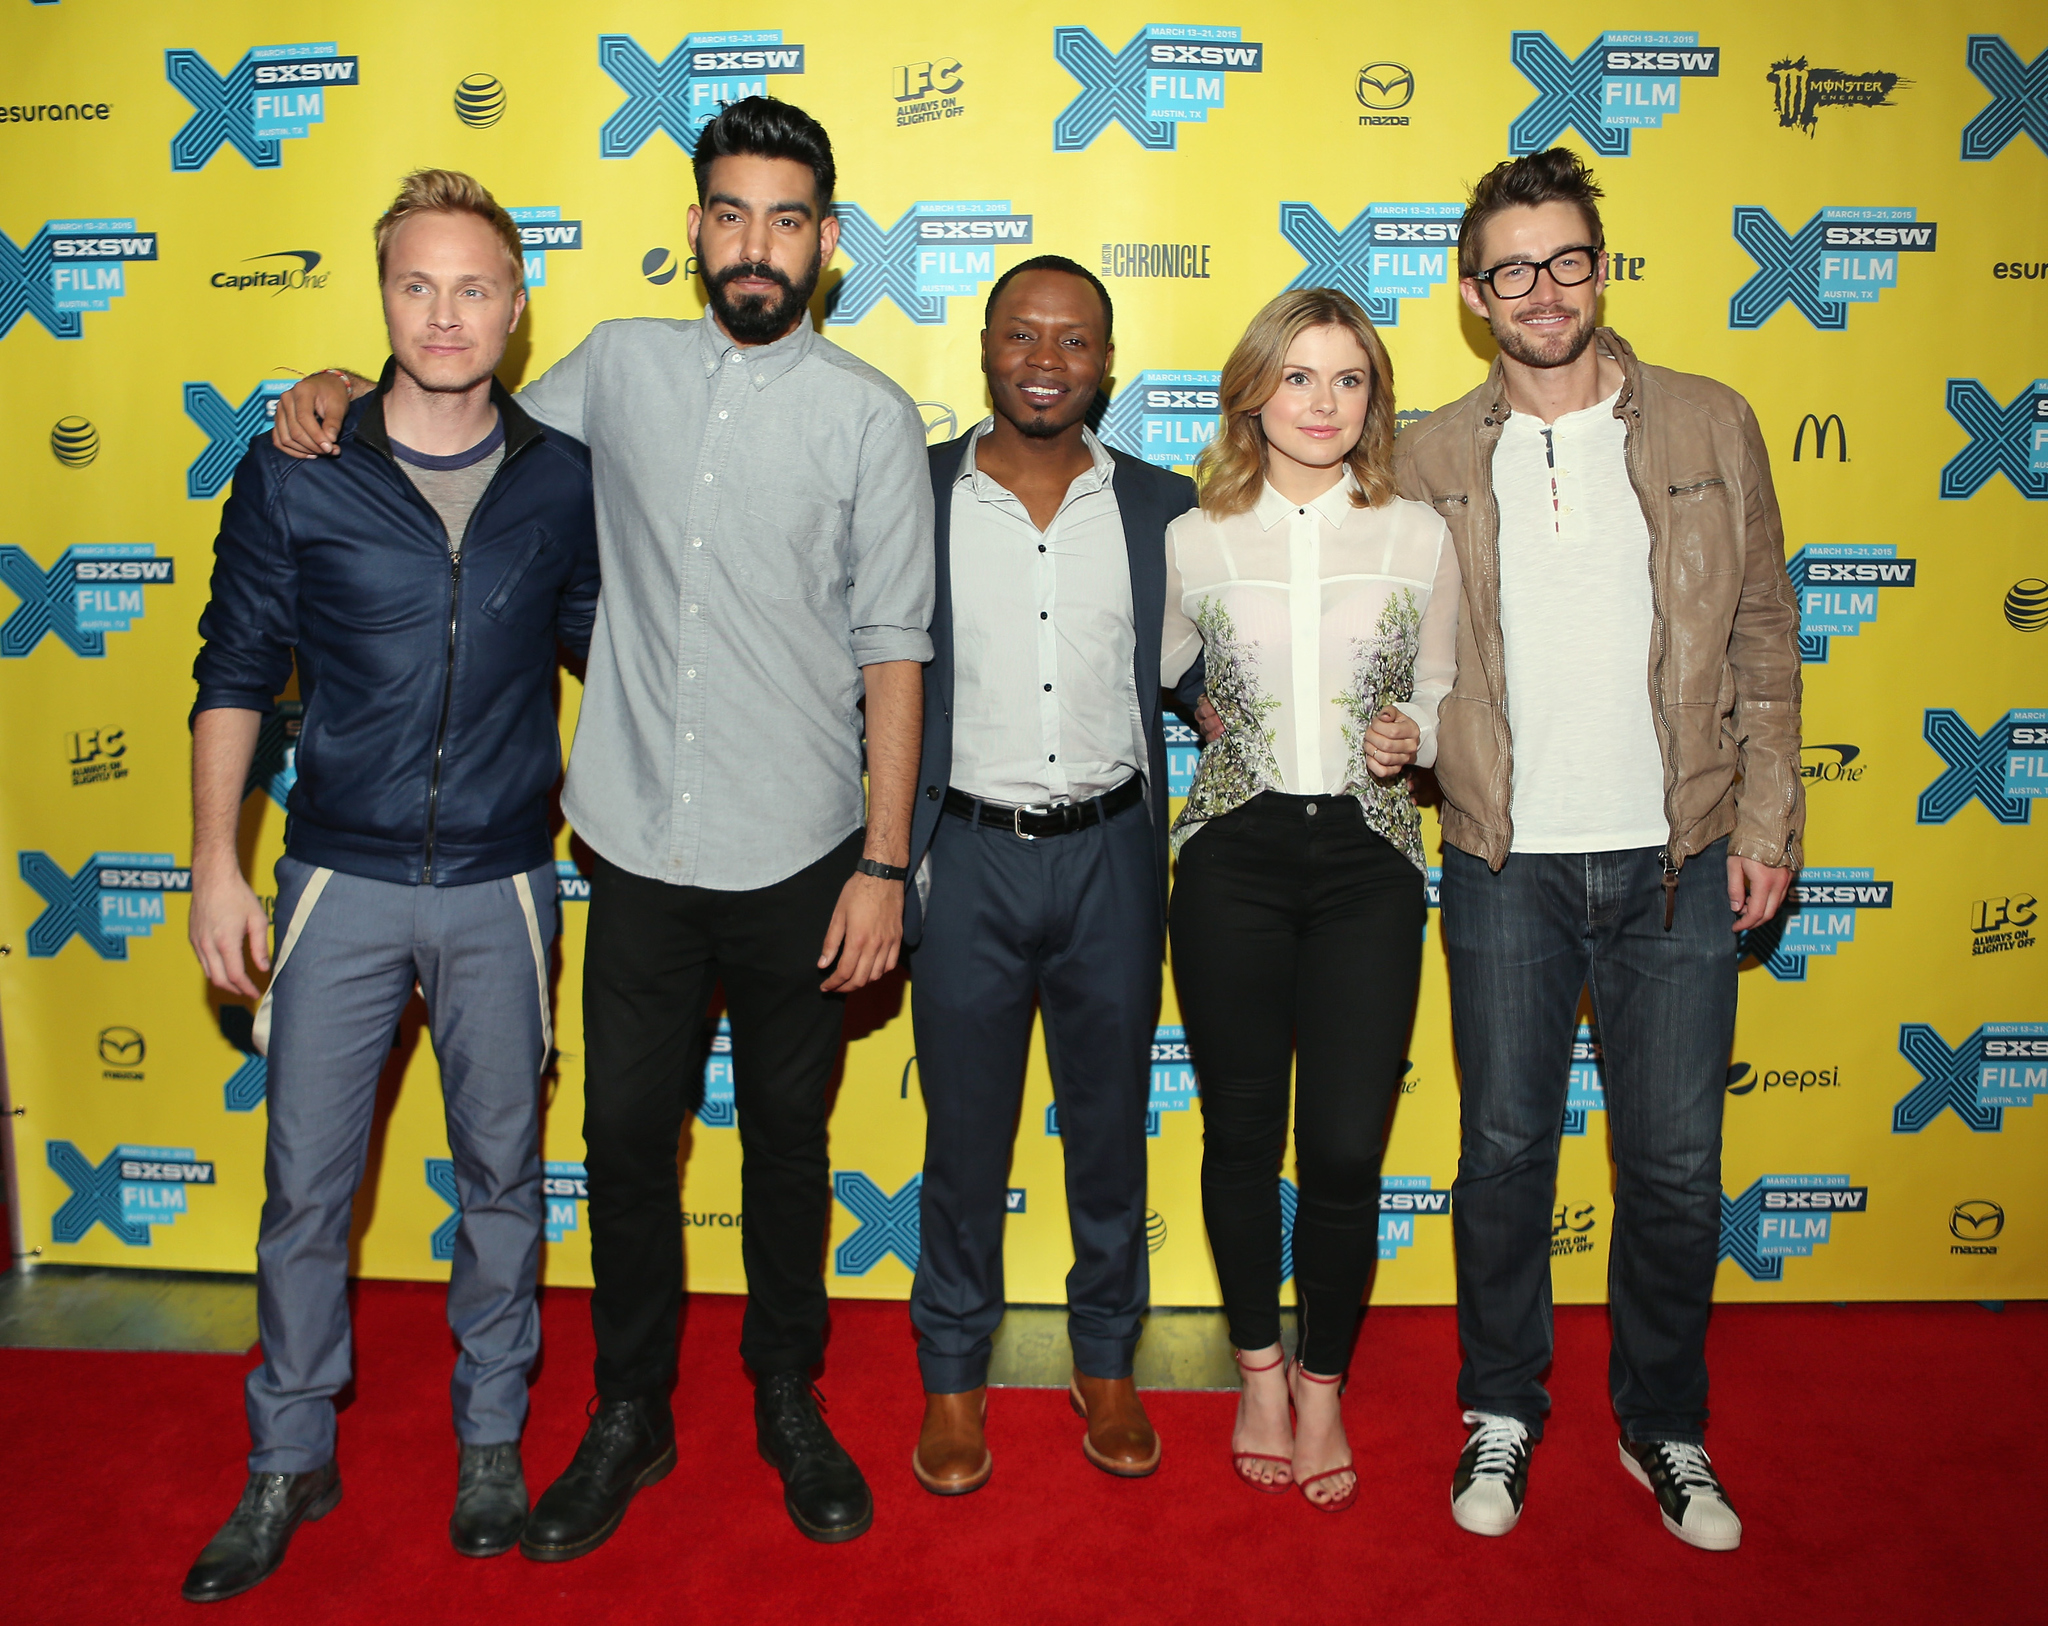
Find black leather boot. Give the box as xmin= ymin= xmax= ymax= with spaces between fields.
xmin=450 ymin=1441 xmax=528 ymax=1557
xmin=755 ymin=1372 xmax=873 ymax=1543
xmin=519 ymin=1396 xmax=675 ymax=1562
xmin=180 ymin=1461 xmax=341 ymax=1603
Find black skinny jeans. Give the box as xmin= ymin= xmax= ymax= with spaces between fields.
xmin=1169 ymin=792 xmax=1424 ymax=1375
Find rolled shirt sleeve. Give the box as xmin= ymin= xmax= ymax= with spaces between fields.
xmin=192 ymin=440 xmax=298 ymax=721
xmin=847 ymin=398 xmax=936 ymax=668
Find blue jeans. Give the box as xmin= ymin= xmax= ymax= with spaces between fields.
xmin=1440 ymin=839 xmax=1737 ymax=1446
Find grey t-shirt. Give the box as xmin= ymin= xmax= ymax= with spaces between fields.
xmin=391 ymin=414 xmax=505 ymax=553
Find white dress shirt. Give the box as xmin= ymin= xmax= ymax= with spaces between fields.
xmin=948 ymin=418 xmax=1142 ymax=806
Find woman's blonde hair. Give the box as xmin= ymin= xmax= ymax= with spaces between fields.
xmin=1195 ymin=287 xmax=1397 ymax=517
xmin=372 ymin=168 xmax=525 ymax=288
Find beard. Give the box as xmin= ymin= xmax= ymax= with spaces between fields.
xmin=1491 ymin=301 xmax=1598 ymax=370
xmin=705 ymin=250 xmax=822 ymax=345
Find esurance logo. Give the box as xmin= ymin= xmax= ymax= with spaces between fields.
xmin=1940 ymin=377 xmax=2047 ymax=500
xmin=19 ymin=850 xmax=190 ymax=958
xmin=1509 ymin=30 xmax=1719 ymax=156
xmin=1053 ymin=24 xmax=1262 ymax=152
xmin=1789 ymin=544 xmax=1915 ymax=662
xmin=167 ymin=43 xmax=359 ymax=171
xmin=1 ymin=544 xmax=175 ymax=659
xmin=1731 ymin=206 xmax=1936 ymax=331
xmin=1896 ymin=1022 xmax=2047 ymax=1133
xmin=1919 ymin=708 xmax=2048 ymax=825
xmin=1279 ymin=201 xmax=1462 ymax=328
xmin=829 ymin=200 xmax=1033 ymax=326
xmin=598 ymin=32 xmax=805 ymax=158
xmin=48 ymin=1141 xmax=215 ymax=1246
xmin=1098 ymin=370 xmax=1219 ymax=469
xmin=1561 ymin=1021 xmax=1606 ymax=1135
xmin=1 ymin=218 xmax=158 ymax=340
xmin=1720 ymin=1174 xmax=1867 ymax=1280
xmin=1378 ymin=1176 xmax=1449 ymax=1260
xmin=1748 ymin=868 xmax=1893 ymax=982
xmin=509 ymin=207 xmax=582 ymax=290
xmin=185 ymin=379 xmax=292 ymax=500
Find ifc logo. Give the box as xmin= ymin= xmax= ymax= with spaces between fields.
xmin=1355 ymin=62 xmax=1415 ymax=110
xmin=51 ymin=417 xmax=99 ymax=467
xmin=2006 ymin=577 xmax=2048 ymax=632
xmin=454 ymin=74 xmax=506 ymax=129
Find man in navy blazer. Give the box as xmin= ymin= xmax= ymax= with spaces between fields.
xmin=901 ymin=256 xmax=1199 ymax=1494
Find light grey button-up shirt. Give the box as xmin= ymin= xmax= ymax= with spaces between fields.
xmin=517 ymin=311 xmax=935 ymax=890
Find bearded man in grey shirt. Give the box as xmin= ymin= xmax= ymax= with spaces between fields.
xmin=272 ymin=98 xmax=932 ymax=1553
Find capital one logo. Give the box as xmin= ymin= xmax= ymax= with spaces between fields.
xmin=1744 ymin=868 xmax=1893 ymax=981
xmin=166 ymin=43 xmax=359 ymax=171
xmin=1918 ymin=708 xmax=2047 ymax=825
xmin=828 ymin=201 xmax=1033 ymax=326
xmin=1278 ymin=202 xmax=1462 ymax=328
xmin=1730 ymin=207 xmax=1936 ymax=330
xmin=1940 ymin=379 xmax=2048 ymax=500
xmin=1 ymin=219 xmax=158 ymax=341
xmin=18 ymin=850 xmax=191 ymax=958
xmin=1097 ymin=370 xmax=1219 ymax=469
xmin=185 ymin=380 xmax=292 ymax=500
xmin=1 ymin=545 xmax=175 ymax=659
xmin=1788 ymin=545 xmax=1916 ymax=662
xmin=1719 ymin=1175 xmax=1867 ymax=1280
xmin=48 ymin=1141 xmax=215 ymax=1246
xmin=509 ymin=208 xmax=582 ymax=290
xmin=597 ymin=32 xmax=805 ymax=158
xmin=1961 ymin=36 xmax=2047 ymax=161
xmin=832 ymin=1171 xmax=920 ymax=1275
xmin=1508 ymin=30 xmax=1720 ymax=156
xmin=1895 ymin=1023 xmax=2047 ymax=1133
xmin=1053 ymin=25 xmax=1262 ymax=152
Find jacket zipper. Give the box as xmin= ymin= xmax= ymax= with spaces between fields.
xmin=1619 ymin=385 xmax=1683 ymax=887
xmin=1476 ymin=413 xmax=1514 ymax=865
xmin=421 ymin=548 xmax=462 ymax=884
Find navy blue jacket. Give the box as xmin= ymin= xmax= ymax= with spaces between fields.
xmin=904 ymin=433 xmax=1200 ymax=945
xmin=192 ymin=370 xmax=600 ymax=887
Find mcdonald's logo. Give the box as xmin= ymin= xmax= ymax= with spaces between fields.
xmin=1794 ymin=412 xmax=1848 ymax=461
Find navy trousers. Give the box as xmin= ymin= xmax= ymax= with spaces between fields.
xmin=908 ymin=794 xmax=1160 ymax=1392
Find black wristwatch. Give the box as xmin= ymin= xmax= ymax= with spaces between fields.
xmin=855 ymin=858 xmax=909 ymax=883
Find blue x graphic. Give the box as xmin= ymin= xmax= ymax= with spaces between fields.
xmin=832 ymin=1171 xmax=920 ymax=1275
xmin=426 ymin=1158 xmax=462 ymax=1261
xmin=1729 ymin=208 xmax=1846 ymax=332
xmin=1962 ymin=36 xmax=2048 ymax=160
xmin=184 ymin=381 xmax=287 ymax=501
xmin=48 ymin=1141 xmax=152 ymax=1246
xmin=247 ymin=704 xmax=300 ymax=809
xmin=19 ymin=851 xmax=125 ymax=959
xmin=1277 ymin=205 xmax=1400 ymax=325
xmin=826 ymin=204 xmax=946 ymax=326
xmin=1509 ymin=34 xmax=1632 ymax=157
xmin=1717 ymin=1180 xmax=1783 ymax=1282
xmin=1894 ymin=1024 xmax=2000 ymax=1133
xmin=166 ymin=50 xmax=281 ymax=172
xmin=598 ymin=37 xmax=703 ymax=158
xmin=0 ymin=546 xmax=102 ymax=658
xmin=223 ymin=1056 xmax=268 ymax=1112
xmin=1940 ymin=379 xmax=2048 ymax=499
xmin=0 ymin=224 xmax=84 ymax=342
xmin=1053 ymin=28 xmax=1178 ymax=153
xmin=1919 ymin=709 xmax=2030 ymax=825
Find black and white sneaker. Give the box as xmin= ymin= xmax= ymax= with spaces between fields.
xmin=1450 ymin=1411 xmax=1532 ymax=1536
xmin=1620 ymin=1437 xmax=1742 ymax=1551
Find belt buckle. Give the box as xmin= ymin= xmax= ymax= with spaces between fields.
xmin=1012 ymin=803 xmax=1049 ymax=841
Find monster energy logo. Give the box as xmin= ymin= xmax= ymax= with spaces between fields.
xmin=1767 ymin=58 xmax=1905 ymax=135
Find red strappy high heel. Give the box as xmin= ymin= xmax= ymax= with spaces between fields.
xmin=1288 ymin=1360 xmax=1358 ymax=1513
xmin=1230 ymin=1348 xmax=1293 ymax=1493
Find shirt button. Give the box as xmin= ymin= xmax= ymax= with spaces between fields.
xmin=689 ymin=604 xmax=699 ymax=614
xmin=681 ymin=793 xmax=691 ymax=803
xmin=1043 ymin=683 xmax=1052 ymax=692
xmin=1306 ymin=802 xmax=1318 ymax=816
xmin=691 ymin=538 xmax=703 ymax=548
xmin=718 ymin=411 xmax=729 ymax=421
xmin=1048 ymin=754 xmax=1056 ymax=762
xmin=686 ymin=668 xmax=696 ymax=678
xmin=1038 ymin=544 xmax=1046 ymax=553
xmin=754 ymin=375 xmax=764 ymax=385
xmin=685 ymin=732 xmax=695 ymax=741
xmin=702 ymin=473 xmax=713 ymax=483
xmin=1040 ymin=611 xmax=1048 ymax=620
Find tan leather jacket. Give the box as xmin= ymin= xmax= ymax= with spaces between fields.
xmin=1393 ymin=328 xmax=1803 ymax=876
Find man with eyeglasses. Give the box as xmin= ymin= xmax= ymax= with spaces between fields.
xmin=1394 ymin=149 xmax=1802 ymax=1551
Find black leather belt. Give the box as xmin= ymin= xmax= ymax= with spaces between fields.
xmin=943 ymin=775 xmax=1144 ymax=840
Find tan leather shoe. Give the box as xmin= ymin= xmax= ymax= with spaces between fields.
xmin=1068 ymin=1371 xmax=1161 ymax=1477
xmin=912 ymin=1387 xmax=992 ymax=1496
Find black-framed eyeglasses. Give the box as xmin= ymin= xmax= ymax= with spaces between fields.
xmin=1471 ymin=246 xmax=1600 ymax=299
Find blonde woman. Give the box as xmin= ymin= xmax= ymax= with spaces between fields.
xmin=1162 ymin=288 xmax=1457 ymax=1511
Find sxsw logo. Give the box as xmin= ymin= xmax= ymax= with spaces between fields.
xmin=1960 ymin=36 xmax=2047 ymax=162
xmin=832 ymin=1170 xmax=920 ymax=1275
xmin=1165 ymin=716 xmax=1199 ymax=795
xmin=1918 ymin=708 xmax=2048 ymax=825
xmin=1561 ymin=1021 xmax=1607 ymax=1135
xmin=1046 ymin=1023 xmax=1197 ymax=1138
xmin=509 ymin=207 xmax=581 ymax=290
xmin=1279 ymin=202 xmax=1462 ymax=329
xmin=598 ymin=32 xmax=805 ymax=158
xmin=699 ymin=1016 xmax=734 ymax=1128
xmin=1731 ymin=206 xmax=1936 ymax=331
xmin=1 ymin=544 xmax=175 ymax=658
xmin=48 ymin=1140 xmax=215 ymax=1246
xmin=1 ymin=218 xmax=158 ymax=340
xmin=543 ymin=1161 xmax=587 ymax=1245
xmin=1097 ymin=370 xmax=1219 ymax=469
xmin=1377 ymin=1175 xmax=1450 ymax=1261
xmin=1720 ymin=1174 xmax=1867 ymax=1280
xmin=828 ymin=200 xmax=1032 ymax=326
xmin=1747 ymin=868 xmax=1894 ymax=981
xmin=554 ymin=858 xmax=590 ymax=902
xmin=1939 ymin=378 xmax=2048 ymax=500
xmin=1053 ymin=24 xmax=1262 ymax=152
xmin=167 ymin=42 xmax=359 ymax=171
xmin=18 ymin=850 xmax=191 ymax=957
xmin=1509 ymin=30 xmax=1719 ymax=156
xmin=185 ymin=379 xmax=292 ymax=500
xmin=1895 ymin=1022 xmax=2047 ymax=1134
xmin=1788 ymin=544 xmax=1915 ymax=662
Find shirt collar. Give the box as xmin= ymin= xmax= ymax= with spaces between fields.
xmin=696 ymin=306 xmax=814 ymax=388
xmin=958 ymin=415 xmax=1116 ymax=496
xmin=1251 ymin=470 xmax=1362 ymax=531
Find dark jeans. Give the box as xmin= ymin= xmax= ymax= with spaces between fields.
xmin=581 ymin=830 xmax=862 ymax=1397
xmin=1169 ymin=793 xmax=1425 ymax=1375
xmin=1440 ymin=839 xmax=1738 ymax=1445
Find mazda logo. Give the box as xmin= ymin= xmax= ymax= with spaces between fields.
xmin=1950 ymin=1200 xmax=2004 ymax=1241
xmin=97 ymin=1025 xmax=145 ymax=1066
xmin=917 ymin=401 xmax=957 ymax=444
xmin=1355 ymin=62 xmax=1416 ymax=111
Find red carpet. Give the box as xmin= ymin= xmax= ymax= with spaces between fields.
xmin=5 ymin=1284 xmax=2040 ymax=1625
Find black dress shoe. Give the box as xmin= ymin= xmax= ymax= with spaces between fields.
xmin=450 ymin=1441 xmax=528 ymax=1557
xmin=519 ymin=1396 xmax=675 ymax=1563
xmin=755 ymin=1372 xmax=873 ymax=1544
xmin=180 ymin=1461 xmax=341 ymax=1603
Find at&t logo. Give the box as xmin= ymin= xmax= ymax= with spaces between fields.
xmin=1053 ymin=24 xmax=1262 ymax=152
xmin=48 ymin=1141 xmax=216 ymax=1246
xmin=1939 ymin=377 xmax=2047 ymax=500
xmin=1744 ymin=868 xmax=1892 ymax=981
xmin=1895 ymin=1022 xmax=2046 ymax=1133
xmin=1097 ymin=370 xmax=1219 ymax=469
xmin=1731 ymin=207 xmax=1936 ymax=330
xmin=598 ymin=31 xmax=805 ymax=158
xmin=1509 ymin=30 xmax=1720 ymax=156
xmin=1720 ymin=1175 xmax=1867 ymax=1280
xmin=1788 ymin=545 xmax=1914 ymax=662
xmin=0 ymin=544 xmax=175 ymax=658
xmin=509 ymin=207 xmax=582 ymax=290
xmin=18 ymin=850 xmax=191 ymax=957
xmin=1918 ymin=708 xmax=2048 ymax=825
xmin=829 ymin=200 xmax=1032 ymax=326
xmin=1279 ymin=202 xmax=1461 ymax=328
xmin=454 ymin=74 xmax=506 ymax=129
xmin=1 ymin=218 xmax=158 ymax=340
xmin=167 ymin=42 xmax=360 ymax=171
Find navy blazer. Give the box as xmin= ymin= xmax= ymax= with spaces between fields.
xmin=904 ymin=432 xmax=1200 ymax=945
